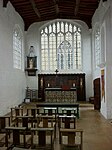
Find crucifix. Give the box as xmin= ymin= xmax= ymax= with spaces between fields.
xmin=55 ymin=69 xmax=59 ymax=74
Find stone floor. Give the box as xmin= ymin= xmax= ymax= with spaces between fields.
xmin=54 ymin=103 xmax=112 ymax=150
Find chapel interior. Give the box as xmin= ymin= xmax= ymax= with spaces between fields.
xmin=0 ymin=0 xmax=112 ymax=150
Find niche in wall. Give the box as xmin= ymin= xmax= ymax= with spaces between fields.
xmin=25 ymin=46 xmax=38 ymax=76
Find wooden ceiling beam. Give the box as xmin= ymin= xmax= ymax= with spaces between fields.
xmin=29 ymin=0 xmax=41 ymax=18
xmin=10 ymin=1 xmax=30 ymax=6
xmin=53 ymin=0 xmax=59 ymax=15
xmin=75 ymin=0 xmax=80 ymax=16
xmin=21 ymin=11 xmax=36 ymax=15
xmin=41 ymin=12 xmax=56 ymax=16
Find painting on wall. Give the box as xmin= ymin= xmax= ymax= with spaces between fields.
xmin=101 ymin=69 xmax=105 ymax=101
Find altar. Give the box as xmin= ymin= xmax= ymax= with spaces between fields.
xmin=45 ymin=88 xmax=77 ymax=103
xmin=38 ymin=73 xmax=86 ymax=101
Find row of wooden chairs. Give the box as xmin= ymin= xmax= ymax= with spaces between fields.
xmin=0 ymin=116 xmax=56 ymax=149
xmin=0 ymin=108 xmax=57 ymax=149
xmin=10 ymin=106 xmax=78 ymax=121
xmin=0 ymin=105 xmax=83 ymax=150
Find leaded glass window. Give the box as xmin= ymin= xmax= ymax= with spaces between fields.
xmin=41 ymin=21 xmax=82 ymax=71
xmin=95 ymin=28 xmax=100 ymax=68
xmin=13 ymin=27 xmax=22 ymax=69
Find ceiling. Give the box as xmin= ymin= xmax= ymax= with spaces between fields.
xmin=3 ymin=0 xmax=101 ymax=30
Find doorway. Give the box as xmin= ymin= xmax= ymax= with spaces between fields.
xmin=93 ymin=78 xmax=101 ymax=111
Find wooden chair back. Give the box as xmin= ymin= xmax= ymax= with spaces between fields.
xmin=0 ymin=116 xmax=10 ymax=131
xmin=60 ymin=129 xmax=83 ymax=150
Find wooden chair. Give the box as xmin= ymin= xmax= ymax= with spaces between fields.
xmin=16 ymin=116 xmax=34 ymax=129
xmin=31 ymin=115 xmax=55 ymax=149
xmin=58 ymin=115 xmax=76 ymax=129
xmin=43 ymin=107 xmax=57 ymax=116
xmin=0 ymin=116 xmax=10 ymax=147
xmin=26 ymin=108 xmax=43 ymax=128
xmin=31 ymin=127 xmax=55 ymax=150
xmin=61 ymin=107 xmax=77 ymax=116
xmin=36 ymin=114 xmax=56 ymax=139
xmin=60 ymin=129 xmax=83 ymax=150
xmin=58 ymin=115 xmax=76 ymax=144
xmin=36 ymin=115 xmax=56 ymax=128
xmin=10 ymin=107 xmax=24 ymax=123
xmin=5 ymin=126 xmax=31 ymax=149
xmin=43 ymin=107 xmax=57 ymax=124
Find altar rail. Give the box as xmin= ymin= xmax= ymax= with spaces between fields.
xmin=45 ymin=88 xmax=77 ymax=103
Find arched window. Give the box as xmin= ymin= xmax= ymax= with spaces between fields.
xmin=41 ymin=21 xmax=82 ymax=71
xmin=57 ymin=40 xmax=72 ymax=70
xmin=95 ymin=27 xmax=101 ymax=68
xmin=13 ymin=26 xmax=22 ymax=69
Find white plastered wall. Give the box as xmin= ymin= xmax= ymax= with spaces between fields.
xmin=0 ymin=1 xmax=26 ymax=115
xmin=92 ymin=0 xmax=112 ymax=119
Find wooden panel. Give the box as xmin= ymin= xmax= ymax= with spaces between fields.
xmin=38 ymin=74 xmax=86 ymax=101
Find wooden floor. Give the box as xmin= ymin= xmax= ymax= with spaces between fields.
xmin=54 ymin=103 xmax=112 ymax=150
xmin=1 ymin=102 xmax=112 ymax=150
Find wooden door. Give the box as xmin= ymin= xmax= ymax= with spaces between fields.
xmin=94 ymin=78 xmax=101 ymax=110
